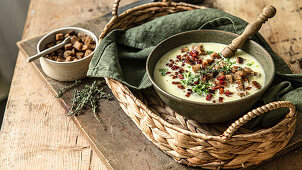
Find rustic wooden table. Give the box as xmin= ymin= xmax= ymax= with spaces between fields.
xmin=1 ymin=0 xmax=301 ymax=169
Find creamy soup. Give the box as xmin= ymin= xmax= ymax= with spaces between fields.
xmin=154 ymin=42 xmax=265 ymax=103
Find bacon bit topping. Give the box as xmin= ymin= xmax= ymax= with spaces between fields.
xmin=171 ymin=66 xmax=179 ymax=70
xmin=217 ymin=75 xmax=225 ymax=81
xmin=243 ymin=67 xmax=253 ymax=75
xmin=176 ymin=55 xmax=182 ymax=60
xmin=189 ymin=50 xmax=198 ymax=57
xmin=202 ymin=59 xmax=214 ymax=67
xmin=192 ymin=64 xmax=201 ymax=73
xmin=219 ymin=97 xmax=224 ymax=103
xmin=246 ymin=87 xmax=252 ymax=90
xmin=192 ymin=44 xmax=207 ymax=55
xmin=235 ymin=70 xmax=245 ymax=77
xmin=206 ymin=93 xmax=212 ymax=101
xmin=236 ymin=85 xmax=245 ymax=91
xmin=219 ymin=88 xmax=224 ymax=94
xmin=185 ymin=92 xmax=191 ymax=97
xmin=212 ymin=100 xmax=216 ymax=103
xmin=186 ymin=59 xmax=195 ymax=65
xmin=236 ymin=57 xmax=244 ymax=64
xmin=211 ymin=86 xmax=221 ymax=91
xmin=179 ymin=68 xmax=184 ymax=73
xmin=172 ymin=81 xmax=180 ymax=84
xmin=166 ymin=71 xmax=171 ymax=75
xmin=219 ymin=80 xmax=225 ymax=86
xmin=209 ymin=89 xmax=215 ymax=94
xmin=172 ymin=76 xmax=177 ymax=79
xmin=225 ymin=75 xmax=234 ymax=83
xmin=232 ymin=66 xmax=241 ymax=73
xmin=251 ymin=81 xmax=262 ymax=90
xmin=210 ymin=52 xmax=221 ymax=59
xmin=184 ymin=54 xmax=190 ymax=60
xmin=225 ymin=90 xmax=233 ymax=97
xmin=237 ymin=91 xmax=249 ymax=98
xmin=178 ymin=74 xmax=184 ymax=79
xmin=181 ymin=47 xmax=189 ymax=53
xmin=177 ymin=84 xmax=184 ymax=89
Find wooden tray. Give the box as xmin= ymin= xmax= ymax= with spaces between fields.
xmin=17 ymin=1 xmax=302 ymax=169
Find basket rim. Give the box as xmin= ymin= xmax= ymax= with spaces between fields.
xmin=99 ymin=1 xmax=203 ymax=40
xmin=101 ymin=0 xmax=296 ymax=141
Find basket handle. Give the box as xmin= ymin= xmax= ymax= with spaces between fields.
xmin=112 ymin=0 xmax=172 ymax=17
xmin=221 ymin=101 xmax=296 ymax=141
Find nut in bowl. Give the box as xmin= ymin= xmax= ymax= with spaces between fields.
xmin=146 ymin=30 xmax=275 ymax=123
xmin=37 ymin=27 xmax=98 ymax=81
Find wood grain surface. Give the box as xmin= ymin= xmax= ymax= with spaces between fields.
xmin=1 ymin=0 xmax=302 ymax=169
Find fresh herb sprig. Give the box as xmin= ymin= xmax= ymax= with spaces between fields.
xmin=68 ymin=80 xmax=111 ymax=117
xmin=55 ymin=80 xmax=111 ymax=124
xmin=56 ymin=80 xmax=81 ymax=98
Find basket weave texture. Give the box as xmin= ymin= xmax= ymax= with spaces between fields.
xmin=100 ymin=0 xmax=297 ymax=169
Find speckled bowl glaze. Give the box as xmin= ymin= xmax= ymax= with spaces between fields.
xmin=37 ymin=27 xmax=98 ymax=82
xmin=146 ymin=30 xmax=275 ymax=123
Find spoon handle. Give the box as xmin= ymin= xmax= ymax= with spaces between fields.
xmin=27 ymin=37 xmax=71 ymax=63
xmin=221 ymin=5 xmax=276 ymax=58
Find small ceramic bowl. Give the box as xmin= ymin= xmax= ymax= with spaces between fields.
xmin=146 ymin=30 xmax=275 ymax=123
xmin=37 ymin=27 xmax=98 ymax=81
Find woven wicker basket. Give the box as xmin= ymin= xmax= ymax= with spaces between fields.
xmin=100 ymin=0 xmax=297 ymax=169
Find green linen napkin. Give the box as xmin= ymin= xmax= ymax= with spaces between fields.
xmin=88 ymin=8 xmax=302 ymax=128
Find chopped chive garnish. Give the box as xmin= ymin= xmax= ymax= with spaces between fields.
xmin=159 ymin=68 xmax=168 ymax=76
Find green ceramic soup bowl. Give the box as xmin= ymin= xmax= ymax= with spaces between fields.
xmin=146 ymin=30 xmax=275 ymax=123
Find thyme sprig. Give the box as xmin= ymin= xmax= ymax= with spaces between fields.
xmin=68 ymin=80 xmax=111 ymax=117
xmin=55 ymin=80 xmax=112 ymax=124
xmin=56 ymin=80 xmax=81 ymax=98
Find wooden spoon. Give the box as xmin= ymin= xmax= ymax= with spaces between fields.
xmin=26 ymin=36 xmax=71 ymax=63
xmin=221 ymin=5 xmax=276 ymax=58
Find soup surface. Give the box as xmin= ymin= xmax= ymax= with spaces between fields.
xmin=154 ymin=42 xmax=265 ymax=103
